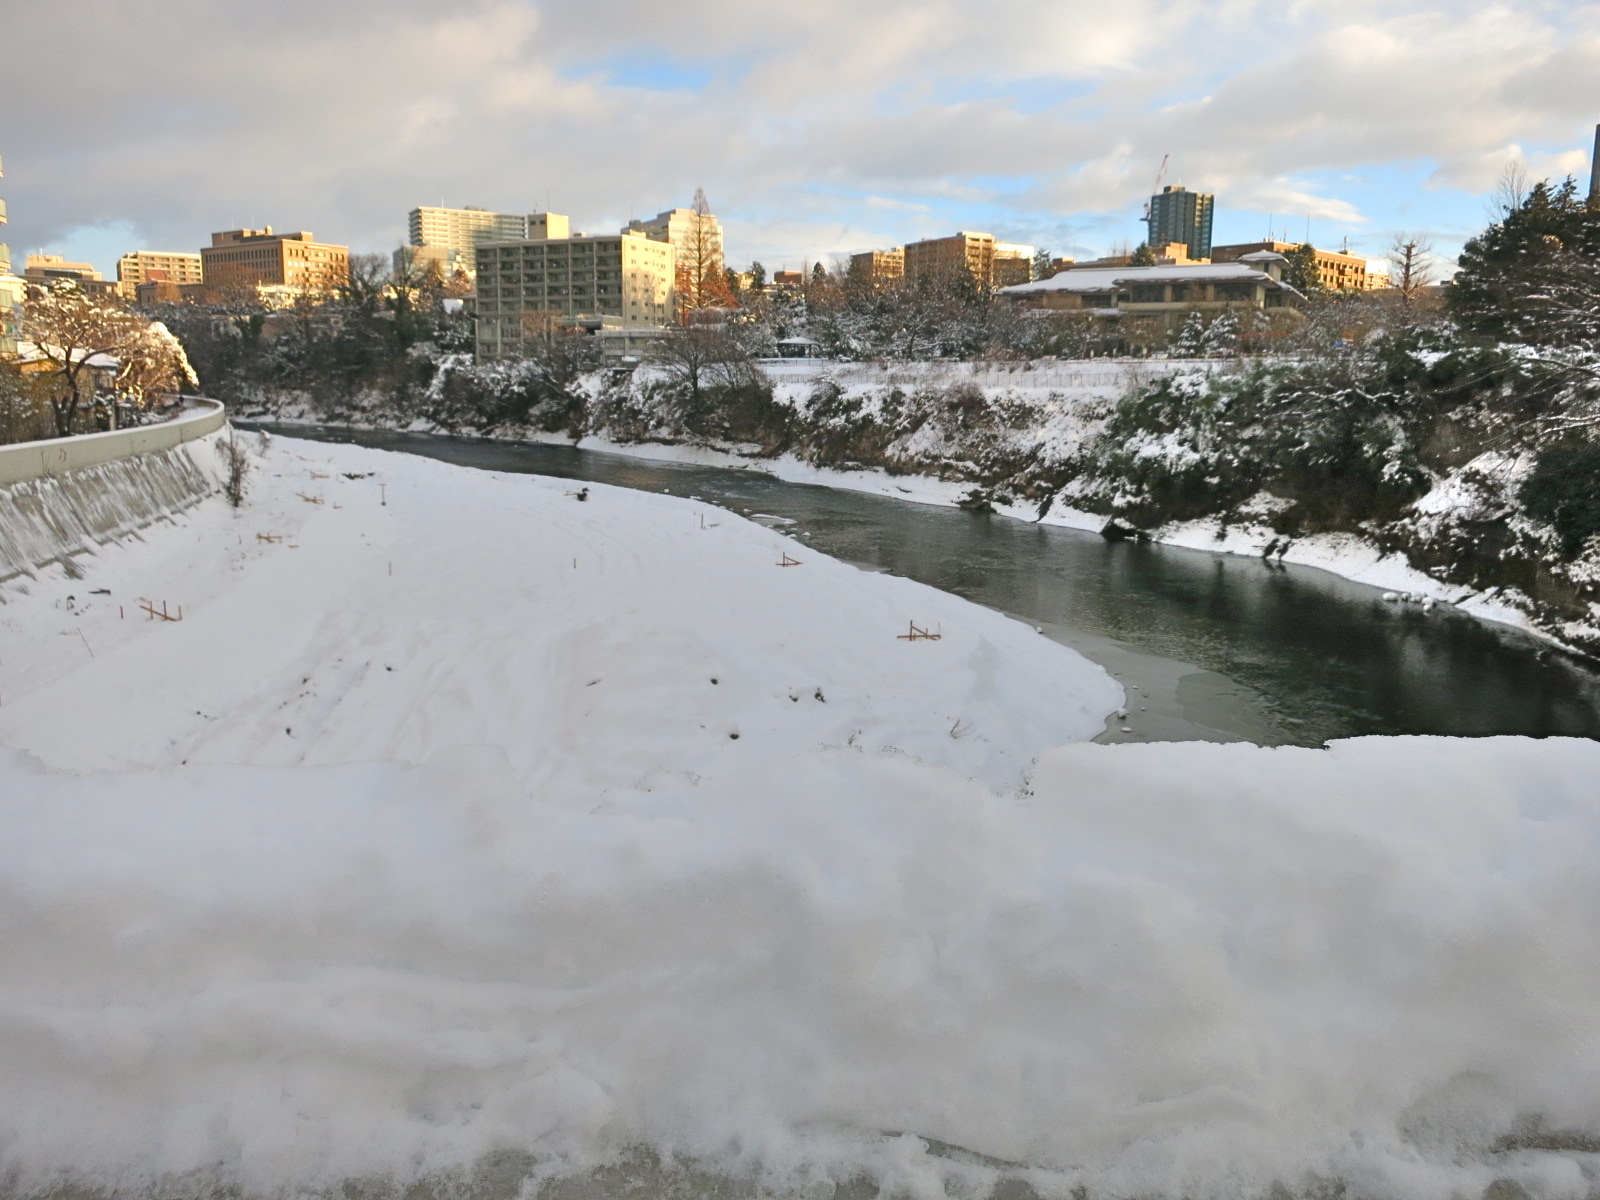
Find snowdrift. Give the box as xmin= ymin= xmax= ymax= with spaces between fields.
xmin=2 ymin=435 xmax=1598 ymax=1200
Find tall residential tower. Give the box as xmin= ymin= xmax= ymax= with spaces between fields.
xmin=1147 ymin=185 xmax=1214 ymax=262
xmin=1590 ymin=123 xmax=1599 ymax=205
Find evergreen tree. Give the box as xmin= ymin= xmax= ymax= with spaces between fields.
xmin=748 ymin=261 xmax=767 ymax=292
xmin=1130 ymin=242 xmax=1157 ymax=267
xmin=1202 ymin=310 xmax=1240 ymax=358
xmin=1170 ymin=310 xmax=1207 ymax=357
xmin=1031 ymin=247 xmax=1055 ymax=281
xmin=1449 ymin=178 xmax=1600 ymax=345
xmin=1282 ymin=243 xmax=1323 ymax=294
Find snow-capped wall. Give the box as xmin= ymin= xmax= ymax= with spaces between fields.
xmin=0 ymin=399 xmax=227 ymax=486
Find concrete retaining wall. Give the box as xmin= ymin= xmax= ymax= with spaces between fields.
xmin=0 ymin=399 xmax=227 ymax=486
xmin=0 ymin=403 xmax=229 ymax=586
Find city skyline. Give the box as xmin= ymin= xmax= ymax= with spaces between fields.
xmin=4 ymin=0 xmax=1597 ymax=279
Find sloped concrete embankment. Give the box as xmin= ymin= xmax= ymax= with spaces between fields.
xmin=0 ymin=403 xmax=228 ymax=585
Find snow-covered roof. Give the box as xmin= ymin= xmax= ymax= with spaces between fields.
xmin=997 ymin=262 xmax=1278 ymax=296
xmin=15 ymin=341 xmax=120 ymax=369
xmin=1238 ymin=250 xmax=1288 ymax=264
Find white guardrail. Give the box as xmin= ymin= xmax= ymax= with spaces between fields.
xmin=0 ymin=399 xmax=228 ymax=487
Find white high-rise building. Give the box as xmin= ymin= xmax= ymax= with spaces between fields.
xmin=409 ymin=206 xmax=533 ymax=250
xmin=0 ymin=156 xmax=24 ymax=355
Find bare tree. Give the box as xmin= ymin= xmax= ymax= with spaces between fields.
xmin=518 ymin=309 xmax=601 ymax=389
xmin=1387 ymin=234 xmax=1437 ymax=308
xmin=1490 ymin=160 xmax=1531 ymax=220
xmin=646 ymin=325 xmax=759 ymax=413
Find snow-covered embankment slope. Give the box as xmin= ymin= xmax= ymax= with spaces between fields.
xmin=3 ymin=436 xmax=1600 ymax=1200
xmin=0 ymin=434 xmax=1116 ymax=783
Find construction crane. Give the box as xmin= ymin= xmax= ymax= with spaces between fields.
xmin=1141 ymin=154 xmax=1170 ymax=221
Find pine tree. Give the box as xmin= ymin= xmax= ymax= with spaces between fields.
xmin=1031 ymin=247 xmax=1055 ymax=281
xmin=1170 ymin=310 xmax=1207 ymax=357
xmin=1202 ymin=310 xmax=1240 ymax=358
xmin=1130 ymin=242 xmax=1157 ymax=267
xmin=1449 ymin=178 xmax=1600 ymax=345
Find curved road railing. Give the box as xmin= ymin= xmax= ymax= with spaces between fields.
xmin=0 ymin=398 xmax=227 ymax=487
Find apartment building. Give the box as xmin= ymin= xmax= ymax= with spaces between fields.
xmin=410 ymin=206 xmax=532 ymax=251
xmin=1211 ymin=241 xmax=1370 ymax=291
xmin=992 ymin=242 xmax=1037 ymax=287
xmin=849 ymin=249 xmax=905 ymax=280
xmin=200 ymin=227 xmax=349 ymax=292
xmin=904 ymin=231 xmax=996 ymax=284
xmin=473 ymin=230 xmax=675 ymax=361
xmin=1147 ymin=185 xmax=1214 ymax=262
xmin=117 ymin=250 xmax=204 ymax=299
xmin=900 ymin=232 xmax=1035 ymax=287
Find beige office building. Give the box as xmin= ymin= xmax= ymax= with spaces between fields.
xmin=474 ymin=230 xmax=675 ymax=360
xmin=904 ymin=231 xmax=994 ymax=284
xmin=200 ymin=227 xmax=349 ymax=292
xmin=1211 ymin=241 xmax=1369 ymax=291
xmin=849 ymin=249 xmax=905 ymax=280
xmin=903 ymin=231 xmax=1033 ymax=288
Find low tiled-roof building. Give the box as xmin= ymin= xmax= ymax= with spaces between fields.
xmin=995 ymin=252 xmax=1305 ymax=346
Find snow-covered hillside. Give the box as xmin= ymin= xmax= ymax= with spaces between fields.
xmin=4 ymin=433 xmax=1600 ymax=1200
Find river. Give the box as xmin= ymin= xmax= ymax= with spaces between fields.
xmin=248 ymin=424 xmax=1600 ymax=747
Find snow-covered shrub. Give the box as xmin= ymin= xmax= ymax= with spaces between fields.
xmin=1082 ymin=352 xmax=1433 ymax=530
xmin=1520 ymin=443 xmax=1600 ymax=554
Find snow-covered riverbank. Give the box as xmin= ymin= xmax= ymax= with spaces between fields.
xmin=4 ymin=433 xmax=1600 ymax=1200
xmin=566 ymin=432 xmax=1539 ymax=635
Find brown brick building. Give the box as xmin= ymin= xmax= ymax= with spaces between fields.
xmin=200 ymin=227 xmax=349 ymax=292
xmin=1211 ymin=241 xmax=1369 ymax=291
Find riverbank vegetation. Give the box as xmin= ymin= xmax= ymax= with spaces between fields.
xmin=145 ymin=182 xmax=1600 ymax=651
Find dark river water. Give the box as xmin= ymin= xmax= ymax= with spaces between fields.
xmin=251 ymin=424 xmax=1600 ymax=747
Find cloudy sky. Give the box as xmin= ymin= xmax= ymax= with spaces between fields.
xmin=3 ymin=0 xmax=1597 ymax=278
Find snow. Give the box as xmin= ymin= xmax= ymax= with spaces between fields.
xmin=0 ymin=434 xmax=1115 ymax=786
xmin=997 ymin=262 xmax=1279 ymax=295
xmin=5 ymin=434 xmax=1600 ymax=1199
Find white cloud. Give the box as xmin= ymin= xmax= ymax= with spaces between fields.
xmin=1 ymin=0 xmax=1595 ymax=271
